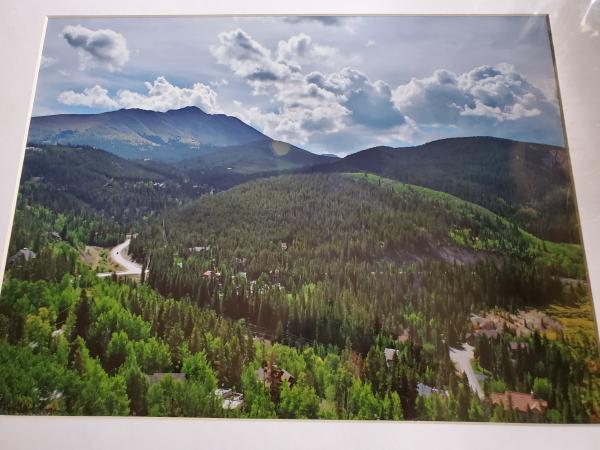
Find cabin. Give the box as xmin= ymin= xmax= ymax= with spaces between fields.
xmin=190 ymin=246 xmax=210 ymax=253
xmin=509 ymin=341 xmax=529 ymax=351
xmin=215 ymin=388 xmax=244 ymax=410
xmin=480 ymin=320 xmax=497 ymax=331
xmin=490 ymin=391 xmax=548 ymax=419
xmin=416 ymin=382 xmax=448 ymax=398
xmin=147 ymin=373 xmax=186 ymax=385
xmin=49 ymin=231 xmax=62 ymax=241
xmin=384 ymin=348 xmax=400 ymax=368
xmin=9 ymin=248 xmax=37 ymax=263
xmin=470 ymin=314 xmax=486 ymax=328
xmin=257 ymin=364 xmax=294 ymax=388
xmin=51 ymin=328 xmax=65 ymax=338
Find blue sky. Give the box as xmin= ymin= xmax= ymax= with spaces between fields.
xmin=34 ymin=16 xmax=565 ymax=155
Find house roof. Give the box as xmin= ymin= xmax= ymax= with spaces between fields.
xmin=490 ymin=391 xmax=548 ymax=414
xmin=416 ymin=382 xmax=433 ymax=397
xmin=384 ymin=348 xmax=400 ymax=362
xmin=509 ymin=341 xmax=528 ymax=351
xmin=10 ymin=248 xmax=37 ymax=262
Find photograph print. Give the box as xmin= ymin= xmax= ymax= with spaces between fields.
xmin=1 ymin=15 xmax=599 ymax=423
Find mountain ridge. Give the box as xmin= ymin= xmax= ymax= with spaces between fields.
xmin=28 ymin=106 xmax=271 ymax=162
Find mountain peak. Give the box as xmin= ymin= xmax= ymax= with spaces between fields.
xmin=165 ymin=105 xmax=206 ymax=115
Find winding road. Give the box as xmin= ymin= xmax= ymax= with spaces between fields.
xmin=97 ymin=238 xmax=148 ymax=278
xmin=449 ymin=343 xmax=485 ymax=399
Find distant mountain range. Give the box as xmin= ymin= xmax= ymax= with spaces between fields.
xmin=311 ymin=136 xmax=578 ymax=243
xmin=27 ymin=107 xmax=577 ymax=243
xmin=29 ymin=106 xmax=277 ymax=161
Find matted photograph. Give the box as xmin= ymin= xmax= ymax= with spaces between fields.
xmin=1 ymin=15 xmax=598 ymax=423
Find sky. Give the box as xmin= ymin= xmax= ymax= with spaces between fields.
xmin=34 ymin=16 xmax=565 ymax=155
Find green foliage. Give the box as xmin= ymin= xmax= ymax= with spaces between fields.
xmin=532 ymin=377 xmax=552 ymax=401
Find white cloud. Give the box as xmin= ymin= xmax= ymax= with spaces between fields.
xmin=211 ymin=28 xmax=406 ymax=145
xmin=391 ymin=63 xmax=562 ymax=145
xmin=40 ymin=55 xmax=57 ymax=69
xmin=276 ymin=34 xmax=337 ymax=66
xmin=210 ymin=28 xmax=293 ymax=92
xmin=61 ymin=25 xmax=129 ymax=71
xmin=392 ymin=64 xmax=554 ymax=124
xmin=58 ymin=85 xmax=119 ymax=108
xmin=57 ymin=76 xmax=219 ymax=113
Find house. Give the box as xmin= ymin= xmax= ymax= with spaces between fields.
xmin=416 ymin=382 xmax=433 ymax=397
xmin=416 ymin=382 xmax=449 ymax=398
xmin=479 ymin=329 xmax=500 ymax=339
xmin=49 ymin=231 xmax=62 ymax=241
xmin=257 ymin=364 xmax=294 ymax=388
xmin=9 ymin=248 xmax=37 ymax=263
xmin=470 ymin=314 xmax=486 ymax=328
xmin=509 ymin=341 xmax=529 ymax=351
xmin=281 ymin=242 xmax=288 ymax=251
xmin=215 ymin=388 xmax=244 ymax=410
xmin=466 ymin=328 xmax=501 ymax=344
xmin=222 ymin=393 xmax=244 ymax=410
xmin=480 ymin=320 xmax=497 ymax=331
xmin=51 ymin=328 xmax=65 ymax=338
xmin=190 ymin=246 xmax=210 ymax=253
xmin=489 ymin=391 xmax=548 ymax=418
xmin=384 ymin=348 xmax=400 ymax=368
xmin=147 ymin=373 xmax=186 ymax=385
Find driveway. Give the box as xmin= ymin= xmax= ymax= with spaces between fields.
xmin=449 ymin=343 xmax=485 ymax=399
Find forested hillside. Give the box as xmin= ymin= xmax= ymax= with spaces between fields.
xmin=1 ymin=140 xmax=598 ymax=423
xmin=316 ymin=137 xmax=579 ymax=243
xmin=18 ymin=145 xmax=205 ymax=238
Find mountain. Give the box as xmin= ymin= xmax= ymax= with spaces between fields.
xmin=177 ymin=139 xmax=334 ymax=188
xmin=18 ymin=144 xmax=203 ymax=225
xmin=28 ymin=106 xmax=270 ymax=161
xmin=131 ymin=172 xmax=583 ymax=350
xmin=313 ymin=136 xmax=579 ymax=243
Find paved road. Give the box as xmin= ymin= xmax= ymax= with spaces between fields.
xmin=97 ymin=238 xmax=147 ymax=278
xmin=449 ymin=343 xmax=485 ymax=399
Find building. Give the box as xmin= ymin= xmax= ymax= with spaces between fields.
xmin=49 ymin=231 xmax=62 ymax=241
xmin=9 ymin=248 xmax=37 ymax=264
xmin=509 ymin=341 xmax=529 ymax=351
xmin=257 ymin=364 xmax=294 ymax=388
xmin=384 ymin=348 xmax=400 ymax=368
xmin=490 ymin=391 xmax=548 ymax=419
xmin=215 ymin=388 xmax=244 ymax=410
xmin=281 ymin=242 xmax=288 ymax=251
xmin=416 ymin=382 xmax=449 ymax=398
xmin=147 ymin=373 xmax=186 ymax=385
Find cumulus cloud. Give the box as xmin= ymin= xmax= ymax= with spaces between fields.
xmin=58 ymin=85 xmax=119 ymax=108
xmin=57 ymin=76 xmax=219 ymax=113
xmin=391 ymin=63 xmax=563 ymax=145
xmin=211 ymin=28 xmax=293 ymax=91
xmin=307 ymin=68 xmax=407 ymax=129
xmin=276 ymin=34 xmax=337 ymax=66
xmin=61 ymin=25 xmax=129 ymax=71
xmin=211 ymin=28 xmax=406 ymax=145
xmin=392 ymin=64 xmax=556 ymax=124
